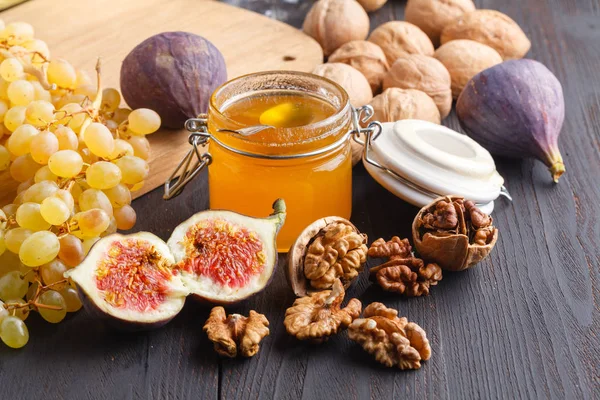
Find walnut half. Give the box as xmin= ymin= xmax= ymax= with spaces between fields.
xmin=203 ymin=307 xmax=269 ymax=358
xmin=284 ymin=279 xmax=361 ymax=343
xmin=348 ymin=302 xmax=431 ymax=369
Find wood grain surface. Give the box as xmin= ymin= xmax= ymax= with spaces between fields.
xmin=0 ymin=0 xmax=323 ymax=205
xmin=1 ymin=1 xmax=599 ymax=399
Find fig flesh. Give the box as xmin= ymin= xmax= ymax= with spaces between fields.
xmin=167 ymin=199 xmax=286 ymax=304
xmin=64 ymin=233 xmax=189 ymax=330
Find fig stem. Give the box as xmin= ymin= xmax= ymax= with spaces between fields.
xmin=550 ymin=161 xmax=565 ymax=183
xmin=269 ymin=199 xmax=287 ymax=233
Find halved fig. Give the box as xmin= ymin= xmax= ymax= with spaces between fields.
xmin=167 ymin=199 xmax=286 ymax=304
xmin=64 ymin=232 xmax=189 ymax=330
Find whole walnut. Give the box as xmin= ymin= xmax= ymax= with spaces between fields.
xmin=383 ymin=54 xmax=452 ymax=119
xmin=312 ymin=63 xmax=373 ymax=107
xmin=405 ymin=0 xmax=476 ymax=46
xmin=368 ymin=21 xmax=434 ymax=66
xmin=357 ymin=0 xmax=387 ymax=12
xmin=369 ymin=88 xmax=440 ymax=125
xmin=441 ymin=10 xmax=531 ymax=60
xmin=434 ymin=39 xmax=503 ymax=98
xmin=303 ymin=0 xmax=370 ymax=56
xmin=329 ymin=41 xmax=390 ymax=94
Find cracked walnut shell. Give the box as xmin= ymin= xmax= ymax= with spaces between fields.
xmin=284 ymin=279 xmax=362 ymax=343
xmin=412 ymin=195 xmax=498 ymax=271
xmin=203 ymin=307 xmax=269 ymax=358
xmin=348 ymin=302 xmax=431 ymax=369
xmin=287 ymin=217 xmax=368 ymax=297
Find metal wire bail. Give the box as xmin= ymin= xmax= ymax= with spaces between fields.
xmin=163 ymin=116 xmax=213 ymax=200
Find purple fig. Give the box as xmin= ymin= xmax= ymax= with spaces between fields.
xmin=457 ymin=59 xmax=565 ymax=182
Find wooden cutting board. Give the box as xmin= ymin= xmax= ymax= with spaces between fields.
xmin=0 ymin=0 xmax=323 ymax=205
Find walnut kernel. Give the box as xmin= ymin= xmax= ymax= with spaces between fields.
xmin=368 ymin=21 xmax=434 ymax=66
xmin=405 ymin=0 xmax=476 ymax=46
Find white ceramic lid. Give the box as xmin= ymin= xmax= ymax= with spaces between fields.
xmin=363 ymin=120 xmax=505 ymax=213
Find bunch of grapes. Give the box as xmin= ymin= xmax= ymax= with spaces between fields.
xmin=0 ymin=19 xmax=161 ymax=348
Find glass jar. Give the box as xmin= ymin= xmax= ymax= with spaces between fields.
xmin=165 ymin=71 xmax=370 ymax=252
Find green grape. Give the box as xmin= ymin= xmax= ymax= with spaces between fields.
xmin=9 ymin=154 xmax=40 ymax=182
xmin=59 ymin=287 xmax=82 ymax=312
xmin=114 ymin=156 xmax=148 ymax=185
xmin=7 ymin=79 xmax=34 ymax=106
xmin=114 ymin=205 xmax=136 ymax=230
xmin=37 ymin=290 xmax=66 ymax=323
xmin=34 ymin=165 xmax=59 ymax=183
xmin=25 ymin=281 xmax=38 ymax=301
xmin=6 ymin=298 xmax=29 ymax=321
xmin=15 ymin=202 xmax=51 ymax=231
xmin=53 ymin=125 xmax=78 ymax=151
xmin=22 ymin=180 xmax=59 ymax=203
xmin=19 ymin=231 xmax=60 ymax=267
xmin=74 ymin=209 xmax=110 ymax=238
xmin=108 ymin=138 xmax=133 ymax=159
xmin=4 ymin=105 xmax=26 ymax=131
xmin=25 ymin=100 xmax=54 ymax=126
xmin=51 ymin=189 xmax=75 ymax=212
xmin=83 ymin=122 xmax=114 ymax=158
xmin=126 ymin=136 xmax=150 ymax=160
xmin=101 ymin=88 xmax=121 ymax=112
xmin=2 ymin=22 xmax=34 ymax=45
xmin=58 ymin=234 xmax=84 ymax=267
xmin=0 ymin=251 xmax=21 ymax=277
xmin=40 ymin=259 xmax=67 ymax=289
xmin=112 ymin=107 xmax=131 ymax=124
xmin=0 ymin=271 xmax=28 ymax=300
xmin=4 ymin=228 xmax=32 ymax=254
xmin=30 ymin=130 xmax=59 ymax=164
xmin=48 ymin=149 xmax=83 ymax=178
xmin=47 ymin=58 xmax=76 ymax=89
xmin=0 ymin=316 xmax=29 ymax=348
xmin=82 ymin=236 xmax=100 ymax=254
xmin=127 ymin=108 xmax=161 ymax=135
xmin=18 ymin=262 xmax=36 ymax=282
xmin=0 ymin=58 xmax=23 ymax=82
xmin=0 ymin=144 xmax=9 ymax=171
xmin=40 ymin=197 xmax=70 ymax=225
xmin=7 ymin=124 xmax=39 ymax=156
xmin=85 ymin=161 xmax=122 ymax=190
xmin=78 ymin=188 xmax=113 ymax=214
xmin=0 ymin=300 xmax=8 ymax=322
xmin=103 ymin=183 xmax=131 ymax=208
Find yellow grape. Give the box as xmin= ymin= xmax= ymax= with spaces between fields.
xmin=78 ymin=188 xmax=113 ymax=214
xmin=10 ymin=154 xmax=40 ymax=182
xmin=15 ymin=202 xmax=51 ymax=231
xmin=82 ymin=236 xmax=100 ymax=254
xmin=13 ymin=191 xmax=26 ymax=205
xmin=103 ymin=216 xmax=117 ymax=236
xmin=58 ymin=234 xmax=84 ymax=267
xmin=22 ymin=38 xmax=50 ymax=63
xmin=127 ymin=108 xmax=161 ymax=135
xmin=16 ymin=179 xmax=33 ymax=194
xmin=38 ymin=290 xmax=67 ymax=323
xmin=114 ymin=156 xmax=148 ymax=185
xmin=40 ymin=259 xmax=67 ymax=288
xmin=85 ymin=161 xmax=122 ymax=189
xmin=114 ymin=205 xmax=136 ymax=230
xmin=54 ymin=94 xmax=86 ymax=110
xmin=25 ymin=100 xmax=54 ymax=126
xmin=83 ymin=122 xmax=114 ymax=158
xmin=31 ymin=80 xmax=51 ymax=102
xmin=0 ymin=144 xmax=10 ymax=171
xmin=47 ymin=58 xmax=76 ymax=89
xmin=30 ymin=130 xmax=59 ymax=164
xmin=19 ymin=230 xmax=60 ymax=267
xmin=57 ymin=103 xmax=86 ymax=133
xmin=0 ymin=209 xmax=6 ymax=231
xmin=69 ymin=182 xmax=83 ymax=204
xmin=0 ymin=78 xmax=8 ymax=100
xmin=22 ymin=180 xmax=58 ymax=203
xmin=7 ymin=79 xmax=34 ymax=106
xmin=0 ymin=58 xmax=24 ymax=82
xmin=4 ymin=227 xmax=33 ymax=254
xmin=48 ymin=149 xmax=83 ymax=178
xmin=74 ymin=209 xmax=110 ymax=237
xmin=0 ymin=316 xmax=29 ymax=348
xmin=103 ymin=183 xmax=131 ymax=208
xmin=79 ymin=148 xmax=99 ymax=165
xmin=53 ymin=125 xmax=78 ymax=150
xmin=40 ymin=197 xmax=70 ymax=225
xmin=73 ymin=84 xmax=96 ymax=99
xmin=34 ymin=165 xmax=59 ymax=183
xmin=5 ymin=298 xmax=29 ymax=321
xmin=2 ymin=22 xmax=34 ymax=45
xmin=0 ymin=232 xmax=5 ymax=257
xmin=112 ymin=108 xmax=131 ymax=124
xmin=129 ymin=181 xmax=145 ymax=192
xmin=4 ymin=105 xmax=26 ymax=131
xmin=60 ymin=287 xmax=82 ymax=312
xmin=52 ymin=189 xmax=75 ymax=212
xmin=0 ymin=99 xmax=9 ymax=122
xmin=104 ymin=119 xmax=118 ymax=132
xmin=2 ymin=204 xmax=18 ymax=219
xmin=101 ymin=88 xmax=121 ymax=112
xmin=108 ymin=138 xmax=134 ymax=159
xmin=126 ymin=136 xmax=151 ymax=160
xmin=7 ymin=124 xmax=38 ymax=156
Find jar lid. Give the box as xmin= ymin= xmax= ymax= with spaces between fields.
xmin=363 ymin=120 xmax=507 ymax=213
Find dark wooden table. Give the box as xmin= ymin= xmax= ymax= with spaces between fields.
xmin=1 ymin=0 xmax=599 ymax=399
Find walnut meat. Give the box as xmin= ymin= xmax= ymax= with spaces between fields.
xmin=441 ymin=10 xmax=531 ymax=60
xmin=287 ymin=217 xmax=368 ymax=296
xmin=368 ymin=236 xmax=412 ymax=259
xmin=405 ymin=0 xmax=476 ymax=46
xmin=348 ymin=302 xmax=431 ymax=369
xmin=369 ymin=88 xmax=441 ymax=125
xmin=329 ymin=41 xmax=390 ymax=94
xmin=303 ymin=0 xmax=370 ymax=56
xmin=368 ymin=21 xmax=434 ymax=66
xmin=284 ymin=279 xmax=362 ymax=343
xmin=412 ymin=195 xmax=499 ymax=271
xmin=312 ymin=63 xmax=373 ymax=107
xmin=383 ymin=54 xmax=452 ymax=119
xmin=203 ymin=307 xmax=269 ymax=358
